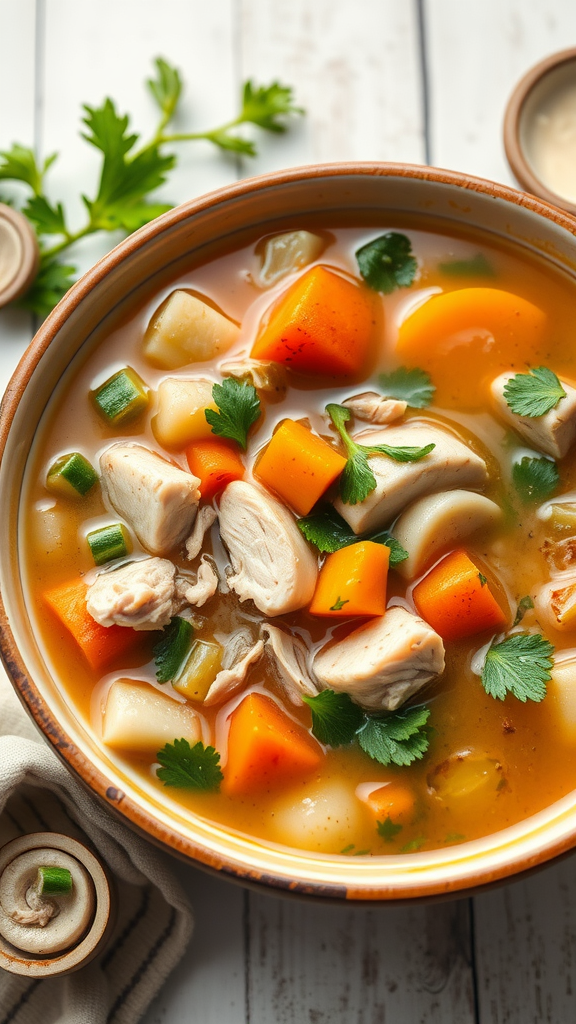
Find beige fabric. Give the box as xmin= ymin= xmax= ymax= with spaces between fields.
xmin=0 ymin=670 xmax=193 ymax=1024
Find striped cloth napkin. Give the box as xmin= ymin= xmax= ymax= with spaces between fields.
xmin=0 ymin=670 xmax=193 ymax=1024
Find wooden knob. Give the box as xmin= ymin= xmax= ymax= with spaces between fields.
xmin=0 ymin=204 xmax=40 ymax=308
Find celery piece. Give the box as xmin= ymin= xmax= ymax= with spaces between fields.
xmin=36 ymin=866 xmax=73 ymax=896
xmin=87 ymin=523 xmax=131 ymax=565
xmin=153 ymin=616 xmax=194 ymax=683
xmin=46 ymin=452 xmax=98 ymax=498
xmin=93 ymin=367 xmax=150 ymax=426
xmin=173 ymin=639 xmax=223 ymax=702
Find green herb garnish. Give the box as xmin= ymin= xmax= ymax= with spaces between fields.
xmin=302 ymin=690 xmax=364 ymax=747
xmin=355 ymin=232 xmax=417 ymax=293
xmin=503 ymin=366 xmax=566 ymax=418
xmin=377 ymin=367 xmax=435 ymax=408
xmin=153 ymin=616 xmax=194 ymax=683
xmin=438 ymin=253 xmax=494 ymax=277
xmin=357 ymin=705 xmax=431 ymax=767
xmin=297 ymin=507 xmax=408 ymax=566
xmin=513 ymin=595 xmax=535 ymax=627
xmin=377 ymin=817 xmax=403 ymax=842
xmin=400 ymin=836 xmax=426 ymax=854
xmin=330 ymin=597 xmax=348 ymax=611
xmin=156 ymin=738 xmax=223 ymax=790
xmin=205 ymin=377 xmax=261 ymax=450
xmin=478 ymin=572 xmax=488 ymax=587
xmin=481 ymin=633 xmax=554 ymax=703
xmin=512 ymin=456 xmax=559 ymax=503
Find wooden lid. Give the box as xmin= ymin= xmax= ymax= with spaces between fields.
xmin=0 ymin=204 xmax=40 ymax=308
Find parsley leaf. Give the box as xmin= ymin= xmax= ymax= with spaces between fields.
xmin=369 ymin=531 xmax=409 ymax=567
xmin=240 ymin=80 xmax=303 ymax=132
xmin=481 ymin=632 xmax=554 ymax=703
xmin=327 ymin=403 xmax=435 ymax=505
xmin=302 ymin=689 xmax=364 ymax=747
xmin=356 ymin=232 xmax=418 ymax=293
xmin=438 ymin=253 xmax=494 ymax=277
xmin=357 ymin=706 xmax=431 ymax=767
xmin=147 ymin=57 xmax=183 ymax=126
xmin=377 ymin=817 xmax=403 ymax=842
xmin=23 ymin=194 xmax=67 ymax=235
xmin=17 ymin=256 xmax=76 ymax=318
xmin=478 ymin=572 xmax=488 ymax=586
xmin=513 ymin=595 xmax=534 ymax=627
xmin=297 ymin=507 xmax=408 ymax=565
xmin=400 ymin=836 xmax=426 ymax=853
xmin=512 ymin=456 xmax=559 ymax=503
xmin=330 ymin=597 xmax=349 ymax=611
xmin=0 ymin=144 xmax=56 ymax=194
xmin=378 ymin=366 xmax=435 ymax=408
xmin=503 ymin=366 xmax=566 ymax=418
xmin=156 ymin=738 xmax=223 ymax=790
xmin=205 ymin=377 xmax=261 ymax=449
xmin=153 ymin=616 xmax=193 ymax=682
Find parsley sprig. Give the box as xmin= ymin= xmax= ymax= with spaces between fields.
xmin=356 ymin=232 xmax=418 ymax=293
xmin=297 ymin=506 xmax=408 ymax=565
xmin=481 ymin=633 xmax=554 ymax=703
xmin=377 ymin=817 xmax=403 ymax=842
xmin=205 ymin=378 xmax=261 ymax=449
xmin=378 ymin=367 xmax=435 ymax=409
xmin=504 ymin=366 xmax=566 ymax=418
xmin=327 ymin=403 xmax=435 ymax=505
xmin=156 ymin=738 xmax=223 ymax=790
xmin=512 ymin=456 xmax=559 ymax=503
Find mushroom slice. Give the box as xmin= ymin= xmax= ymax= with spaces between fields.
xmin=491 ymin=371 xmax=576 ymax=459
xmin=313 ymin=606 xmax=445 ymax=712
xmin=86 ymin=556 xmax=182 ymax=630
xmin=393 ymin=490 xmax=502 ymax=580
xmin=178 ymin=556 xmax=219 ymax=608
xmin=257 ymin=230 xmax=325 ymax=287
xmin=261 ymin=624 xmax=318 ymax=704
xmin=220 ymin=357 xmax=286 ymax=393
xmin=186 ymin=505 xmax=218 ymax=560
xmin=218 ymin=480 xmax=318 ymax=615
xmin=536 ymin=572 xmax=576 ymax=631
xmin=203 ymin=628 xmax=264 ymax=706
xmin=342 ymin=392 xmax=407 ymax=424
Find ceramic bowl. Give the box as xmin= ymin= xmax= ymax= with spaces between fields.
xmin=2 ymin=164 xmax=576 ymax=902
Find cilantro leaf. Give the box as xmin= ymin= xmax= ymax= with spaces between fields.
xmin=503 ymin=366 xmax=566 ymax=418
xmin=356 ymin=232 xmax=418 ymax=294
xmin=330 ymin=597 xmax=349 ymax=611
xmin=481 ymin=632 xmax=554 ymax=703
xmin=147 ymin=57 xmax=182 ymax=125
xmin=400 ymin=836 xmax=426 ymax=853
xmin=156 ymin=738 xmax=223 ymax=790
xmin=513 ymin=595 xmax=534 ymax=627
xmin=0 ymin=144 xmax=57 ymax=194
xmin=438 ymin=253 xmax=494 ymax=277
xmin=23 ymin=194 xmax=67 ymax=235
xmin=368 ymin=531 xmax=409 ymax=567
xmin=153 ymin=616 xmax=193 ymax=682
xmin=297 ymin=507 xmax=408 ymax=565
xmin=357 ymin=705 xmax=430 ymax=767
xmin=205 ymin=377 xmax=261 ymax=449
xmin=378 ymin=367 xmax=435 ymax=408
xmin=512 ymin=456 xmax=559 ymax=503
xmin=239 ymin=80 xmax=303 ymax=132
xmin=302 ymin=689 xmax=364 ymax=747
xmin=478 ymin=572 xmax=488 ymax=587
xmin=18 ymin=256 xmax=76 ymax=317
xmin=377 ymin=817 xmax=403 ymax=842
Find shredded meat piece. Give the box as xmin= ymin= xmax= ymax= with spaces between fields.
xmin=261 ymin=624 xmax=318 ymax=704
xmin=86 ymin=557 xmax=183 ymax=630
xmin=220 ymin=357 xmax=286 ymax=392
xmin=203 ymin=628 xmax=264 ymax=705
xmin=342 ymin=392 xmax=407 ymax=424
xmin=186 ymin=505 xmax=218 ymax=560
xmin=541 ymin=537 xmax=576 ymax=575
xmin=179 ymin=557 xmax=219 ymax=607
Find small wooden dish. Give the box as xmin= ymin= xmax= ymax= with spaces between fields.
xmin=0 ymin=204 xmax=39 ymax=308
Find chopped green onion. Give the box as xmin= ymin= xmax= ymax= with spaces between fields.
xmin=153 ymin=616 xmax=194 ymax=683
xmin=87 ymin=523 xmax=131 ymax=565
xmin=92 ymin=367 xmax=150 ymax=425
xmin=46 ymin=452 xmax=98 ymax=498
xmin=173 ymin=639 xmax=223 ymax=701
xmin=36 ymin=866 xmax=73 ymax=896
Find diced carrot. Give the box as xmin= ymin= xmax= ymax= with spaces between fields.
xmin=44 ymin=579 xmax=141 ymax=672
xmin=254 ymin=419 xmax=347 ymax=515
xmin=251 ymin=265 xmax=378 ymax=377
xmin=412 ymin=549 xmax=507 ymax=641
xmin=186 ymin=438 xmax=244 ymax=501
xmin=309 ymin=540 xmax=389 ymax=617
xmin=396 ymin=287 xmax=547 ymax=407
xmin=223 ymin=692 xmax=323 ymax=796
xmin=365 ymin=783 xmax=416 ymax=824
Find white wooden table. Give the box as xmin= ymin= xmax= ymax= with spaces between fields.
xmin=2 ymin=2 xmax=576 ymax=1020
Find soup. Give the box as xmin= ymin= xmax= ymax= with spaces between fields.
xmin=20 ymin=221 xmax=576 ymax=858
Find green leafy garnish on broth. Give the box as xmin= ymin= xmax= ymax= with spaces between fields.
xmin=513 ymin=595 xmax=535 ymax=627
xmin=377 ymin=816 xmax=403 ymax=842
xmin=480 ymin=633 xmax=554 ymax=703
xmin=297 ymin=508 xmax=408 ymax=565
xmin=444 ymin=832 xmax=466 ymax=843
xmin=357 ymin=705 xmax=431 ymax=767
xmin=400 ymin=836 xmax=426 ymax=853
xmin=340 ymin=844 xmax=355 ymax=855
xmin=153 ymin=616 xmax=194 ymax=683
xmin=478 ymin=572 xmax=488 ymax=587
xmin=355 ymin=232 xmax=418 ymax=293
xmin=302 ymin=689 xmax=364 ymax=747
xmin=326 ymin=403 xmax=435 ymax=506
xmin=156 ymin=739 xmax=223 ymax=790
xmin=512 ymin=455 xmax=559 ymax=503
xmin=377 ymin=366 xmax=435 ymax=408
xmin=438 ymin=253 xmax=494 ymax=277
xmin=205 ymin=377 xmax=261 ymax=449
xmin=503 ymin=366 xmax=566 ymax=418
xmin=353 ymin=849 xmax=371 ymax=856
xmin=368 ymin=531 xmax=409 ymax=566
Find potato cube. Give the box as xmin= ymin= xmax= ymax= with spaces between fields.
xmin=103 ymin=678 xmax=201 ymax=754
xmin=550 ymin=659 xmax=576 ymax=742
xmin=258 ymin=231 xmax=325 ymax=287
xmin=143 ymin=290 xmax=240 ymax=369
xmin=152 ymin=377 xmax=217 ymax=448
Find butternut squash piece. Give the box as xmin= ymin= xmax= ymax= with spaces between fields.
xmin=309 ymin=540 xmax=389 ymax=618
xmin=413 ymin=549 xmax=507 ymax=641
xmin=254 ymin=419 xmax=346 ymax=515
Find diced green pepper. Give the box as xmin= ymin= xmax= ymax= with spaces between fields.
xmin=153 ymin=616 xmax=194 ymax=683
xmin=173 ymin=639 xmax=223 ymax=702
xmin=87 ymin=523 xmax=131 ymax=565
xmin=46 ymin=452 xmax=98 ymax=498
xmin=36 ymin=866 xmax=73 ymax=896
xmin=92 ymin=367 xmax=150 ymax=426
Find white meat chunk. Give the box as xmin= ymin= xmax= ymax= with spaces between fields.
xmin=333 ymin=425 xmax=487 ymax=534
xmin=342 ymin=392 xmax=407 ymax=424
xmin=219 ymin=357 xmax=286 ymax=393
xmin=218 ymin=481 xmax=318 ymax=615
xmin=100 ymin=444 xmax=201 ymax=556
xmin=86 ymin=557 xmax=182 ymax=630
xmin=313 ymin=606 xmax=445 ymax=712
xmin=491 ymin=372 xmax=576 ymax=459
xmin=261 ymin=624 xmax=318 ymax=704
xmin=178 ymin=556 xmax=219 ymax=607
xmin=204 ymin=628 xmax=264 ymax=705
xmin=536 ymin=572 xmax=576 ymax=632
xmin=185 ymin=505 xmax=217 ymax=560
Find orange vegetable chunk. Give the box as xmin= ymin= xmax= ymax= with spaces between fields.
xmin=186 ymin=438 xmax=244 ymax=501
xmin=309 ymin=540 xmax=389 ymax=617
xmin=396 ymin=287 xmax=547 ymax=407
xmin=254 ymin=419 xmax=347 ymax=515
xmin=366 ymin=783 xmax=416 ymax=824
xmin=413 ymin=549 xmax=507 ymax=641
xmin=223 ymin=692 xmax=322 ymax=796
xmin=44 ymin=579 xmax=140 ymax=671
xmin=251 ymin=265 xmax=378 ymax=377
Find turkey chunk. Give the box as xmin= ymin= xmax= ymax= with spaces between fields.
xmin=342 ymin=392 xmax=406 ymax=424
xmin=333 ymin=425 xmax=487 ymax=534
xmin=86 ymin=557 xmax=182 ymax=630
xmin=218 ymin=481 xmax=318 ymax=615
xmin=313 ymin=606 xmax=445 ymax=712
xmin=491 ymin=372 xmax=576 ymax=459
xmin=100 ymin=444 xmax=200 ymax=556
xmin=261 ymin=624 xmax=318 ymax=704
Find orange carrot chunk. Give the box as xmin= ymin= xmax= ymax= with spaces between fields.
xmin=251 ymin=265 xmax=378 ymax=377
xmin=412 ymin=549 xmax=507 ymax=641
xmin=309 ymin=540 xmax=389 ymax=617
xmin=254 ymin=419 xmax=347 ymax=515
xmin=223 ymin=692 xmax=322 ymax=796
xmin=365 ymin=783 xmax=416 ymax=824
xmin=44 ymin=579 xmax=141 ymax=671
xmin=186 ymin=438 xmax=244 ymax=501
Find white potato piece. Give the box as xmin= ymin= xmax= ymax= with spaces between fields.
xmin=143 ymin=290 xmax=240 ymax=369
xmin=103 ymin=679 xmax=201 ymax=754
xmin=393 ymin=489 xmax=502 ymax=580
xmin=258 ymin=231 xmax=324 ymax=287
xmin=549 ymin=657 xmax=576 ymax=742
xmin=536 ymin=572 xmax=576 ymax=631
xmin=152 ymin=377 xmax=217 ymax=448
xmin=270 ymin=778 xmax=362 ymax=853
xmin=491 ymin=371 xmax=576 ymax=459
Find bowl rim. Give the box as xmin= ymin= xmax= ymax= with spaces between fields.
xmin=3 ymin=160 xmax=576 ymax=902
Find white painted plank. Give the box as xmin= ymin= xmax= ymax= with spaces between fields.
xmin=238 ymin=0 xmax=425 ymax=174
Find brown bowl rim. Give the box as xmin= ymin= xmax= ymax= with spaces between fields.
xmin=3 ymin=161 xmax=576 ymax=902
